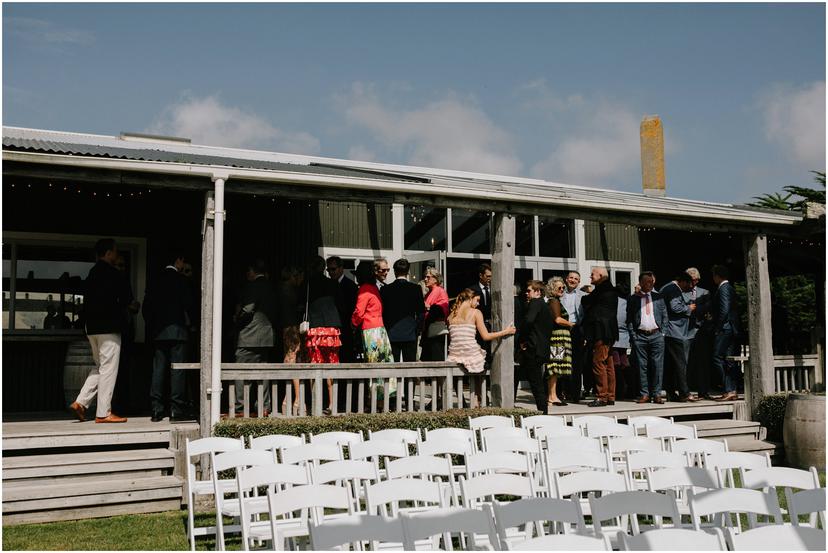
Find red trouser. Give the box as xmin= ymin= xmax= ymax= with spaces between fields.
xmin=591 ymin=340 xmax=616 ymax=402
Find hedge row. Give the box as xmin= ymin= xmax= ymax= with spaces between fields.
xmin=213 ymin=408 xmax=537 ymax=439
xmin=755 ymin=393 xmax=788 ymax=442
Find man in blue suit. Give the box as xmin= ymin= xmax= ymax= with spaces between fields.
xmin=711 ymin=265 xmax=740 ymax=401
xmin=627 ymin=271 xmax=669 ymax=404
xmin=660 ymin=272 xmax=700 ymax=402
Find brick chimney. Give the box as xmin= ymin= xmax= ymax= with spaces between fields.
xmin=640 ymin=115 xmax=665 ymax=197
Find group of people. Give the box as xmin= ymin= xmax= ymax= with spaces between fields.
xmin=519 ymin=265 xmax=741 ymax=414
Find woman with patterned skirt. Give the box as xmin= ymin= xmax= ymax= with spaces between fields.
xmin=546 ymin=277 xmax=574 ymax=407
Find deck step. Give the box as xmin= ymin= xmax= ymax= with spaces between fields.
xmin=3 ymin=428 xmax=172 ymax=450
xmin=3 ymin=448 xmax=175 ymax=481
xmin=687 ymin=419 xmax=764 ymax=440
xmin=723 ymin=435 xmax=781 ymax=455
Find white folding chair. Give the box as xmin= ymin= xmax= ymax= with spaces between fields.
xmin=311 ymin=459 xmax=381 ymax=515
xmin=417 ymin=435 xmax=475 ymax=481
xmin=671 ymin=438 xmax=727 ymax=467
xmin=553 ymin=470 xmax=629 ymax=518
xmin=589 ymin=490 xmax=682 ymax=543
xmin=624 ymin=451 xmax=689 ymax=490
xmin=235 ymin=464 xmax=312 ymax=551
xmin=520 ymin=414 xmax=567 ymax=436
xmin=365 ymin=477 xmax=449 ymax=518
xmin=469 ymin=414 xmax=516 ymax=431
xmin=724 ymin=525 xmax=826 ymax=551
xmin=787 ymin=487 xmax=826 ymax=529
xmin=369 ymin=428 xmax=421 ymax=445
xmin=490 ymin=496 xmax=586 ymax=548
xmin=281 ymin=442 xmax=343 ymax=466
xmin=585 ymin=421 xmax=635 ymax=440
xmin=384 ymin=454 xmax=458 ymax=508
xmin=248 ymin=434 xmax=305 ymax=462
xmin=741 ymin=466 xmax=821 ymax=527
xmin=627 ymin=416 xmax=674 ymax=435
xmin=309 ymin=513 xmax=406 ymax=551
xmin=545 ymin=449 xmax=613 ymax=488
xmin=310 ymin=430 xmax=365 ymax=446
xmin=571 ymin=415 xmax=617 ymax=433
xmin=349 ymin=439 xmax=409 ymax=462
xmin=481 ymin=426 xmax=528 ymax=450
xmin=607 ymin=437 xmax=663 ymax=474
xmin=706 ymin=451 xmax=771 ymax=488
xmin=507 ymin=532 xmax=612 ymax=550
xmin=212 ymin=448 xmax=278 ymax=550
xmin=646 ymin=466 xmax=721 ymax=517
xmin=459 ymin=473 xmax=536 ymax=508
xmin=423 ymin=427 xmax=477 ymax=453
xmin=541 ymin=433 xmax=600 ymax=452
xmin=465 ymin=451 xmax=534 ymax=478
xmin=400 ymin=505 xmax=501 ymax=551
xmin=184 ymin=436 xmax=244 ymax=551
xmin=688 ymin=487 xmax=783 ymax=533
xmin=618 ymin=527 xmax=727 ymax=550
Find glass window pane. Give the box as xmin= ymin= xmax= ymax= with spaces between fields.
xmin=3 ymin=244 xmax=10 ymax=330
xmin=615 ymin=271 xmax=632 ymax=295
xmin=404 ymin=206 xmax=447 ymax=251
xmin=515 ymin=216 xmax=534 ymax=257
xmin=538 ymin=218 xmax=574 ymax=258
xmin=452 ymin=210 xmax=491 ymax=254
xmin=445 ymin=257 xmax=490 ymax=298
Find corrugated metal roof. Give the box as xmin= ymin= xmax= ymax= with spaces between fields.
xmin=2 ymin=126 xmax=804 ymax=227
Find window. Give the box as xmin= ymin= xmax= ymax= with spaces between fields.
xmin=538 ymin=217 xmax=574 ymax=258
xmin=452 ymin=210 xmax=491 ymax=254
xmin=515 ymin=215 xmax=535 ymax=257
xmin=404 ymin=206 xmax=447 ymax=251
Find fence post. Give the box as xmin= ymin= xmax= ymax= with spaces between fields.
xmin=313 ymin=369 xmax=324 ymax=417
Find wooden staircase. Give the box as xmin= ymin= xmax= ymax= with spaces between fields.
xmin=2 ymin=416 xmax=197 ymax=526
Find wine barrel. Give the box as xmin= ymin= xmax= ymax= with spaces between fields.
xmin=783 ymin=393 xmax=825 ymax=470
xmin=63 ymin=339 xmax=97 ymax=412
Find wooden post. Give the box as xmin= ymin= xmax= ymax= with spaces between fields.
xmin=199 ymin=191 xmax=215 ymax=439
xmin=491 ymin=213 xmax=516 ymax=408
xmin=743 ymin=233 xmax=775 ymax=417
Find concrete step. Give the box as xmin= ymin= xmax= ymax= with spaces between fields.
xmin=3 ymin=448 xmax=175 ymax=481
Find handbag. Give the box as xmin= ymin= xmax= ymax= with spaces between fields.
xmin=299 ymin=282 xmax=310 ymax=334
xmin=550 ymin=345 xmax=567 ymax=362
xmin=426 ymin=320 xmax=449 ymax=338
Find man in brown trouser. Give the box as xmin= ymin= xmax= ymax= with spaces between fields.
xmin=580 ymin=267 xmax=619 ymax=407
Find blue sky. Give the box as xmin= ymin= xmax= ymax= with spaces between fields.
xmin=3 ymin=3 xmax=825 ymax=203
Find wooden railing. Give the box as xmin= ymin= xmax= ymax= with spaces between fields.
xmin=175 ymin=362 xmax=490 ymax=418
xmin=773 ymin=354 xmax=823 ymax=393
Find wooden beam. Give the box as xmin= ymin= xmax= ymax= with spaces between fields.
xmin=743 ymin=233 xmax=775 ymax=416
xmin=199 ymin=191 xmax=215 ymax=439
xmin=490 ymin=213 xmax=516 ymax=408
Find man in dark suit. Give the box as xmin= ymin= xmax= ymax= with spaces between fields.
xmin=470 ymin=263 xmax=494 ymax=365
xmin=69 ymin=238 xmax=132 ymax=423
xmin=326 ymin=256 xmax=359 ymax=362
xmin=627 ymin=271 xmax=669 ymax=404
xmin=582 ymin=267 xmax=619 ymax=407
xmin=711 ymin=265 xmax=740 ymax=401
xmin=660 ymin=272 xmax=699 ymax=402
xmin=518 ymin=280 xmax=555 ymax=414
xmin=233 ymin=259 xmax=278 ymax=416
xmin=143 ymin=251 xmax=192 ymax=422
xmin=381 ymin=259 xmax=426 ymax=362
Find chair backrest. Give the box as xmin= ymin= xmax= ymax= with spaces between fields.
xmin=309 ymin=513 xmax=405 ymax=550
xmin=724 ymin=525 xmax=826 ymax=551
xmin=385 ymin=454 xmax=453 ymax=480
xmin=469 ymin=414 xmax=515 ymax=431
xmin=786 ymin=487 xmax=826 ymax=528
xmin=554 ymin=470 xmax=629 ymax=499
xmin=607 ymin=437 xmax=663 ymax=458
xmin=365 ymin=478 xmax=448 ymax=516
xmin=425 ymin=427 xmax=476 ymax=442
xmin=589 ymin=490 xmax=682 ymax=535
xmin=401 ymin=505 xmax=501 ymax=551
xmin=585 ymin=421 xmax=635 ymax=439
xmin=508 ymin=532 xmax=613 ymax=550
xmin=481 ymin=426 xmax=527 ymax=444
xmin=536 ymin=426 xmax=583 ymax=442
xmin=311 ymin=459 xmax=381 ymax=486
xmin=546 ymin=449 xmax=612 ymax=474
xmin=484 ymin=435 xmax=542 ymax=456
xmin=465 ymin=451 xmax=533 ymax=478
xmin=688 ymin=488 xmax=783 ymax=530
xmin=185 ymin=436 xmax=244 ymax=492
xmin=369 ymin=428 xmax=421 ymax=445
xmin=706 ymin=451 xmax=771 ymax=487
xmin=627 ymin=416 xmax=674 ymax=433
xmin=646 ymin=466 xmax=721 ymax=493
xmin=310 ymin=431 xmax=364 ymax=447
xmin=645 ymin=423 xmax=697 ymax=441
xmin=670 ymin=438 xmax=727 ymax=456
xmin=543 ymin=435 xmax=602 ymax=452
xmin=490 ymin=496 xmax=585 ymax=545
xmin=349 ymin=439 xmax=409 ymax=462
xmin=459 ymin=473 xmax=535 ymax=507
xmin=520 ymin=414 xmax=567 ymax=434
xmin=618 ymin=527 xmax=727 ymax=551
xmin=417 ymin=436 xmax=474 ymax=457
xmin=281 ymin=442 xmax=343 ymax=465
xmin=571 ymin=415 xmax=617 ymax=430
xmin=267 ymin=483 xmax=354 ymax=524
xmin=626 ymin=451 xmax=689 ymax=473
xmin=248 ymin=433 xmax=305 ymax=452
xmin=212 ymin=448 xmax=275 ymax=473
xmin=740 ymin=466 xmax=820 ymax=492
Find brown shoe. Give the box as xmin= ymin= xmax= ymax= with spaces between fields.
xmin=636 ymin=395 xmax=650 ymax=404
xmin=69 ymin=401 xmax=86 ymax=422
xmin=653 ymin=396 xmax=665 ymax=404
xmin=95 ymin=413 xmax=127 ymax=423
xmin=715 ymin=392 xmax=738 ymax=402
xmin=682 ymin=395 xmax=701 ymax=403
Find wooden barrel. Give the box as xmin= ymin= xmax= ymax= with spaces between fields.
xmin=783 ymin=393 xmax=825 ymax=470
xmin=63 ymin=339 xmax=97 ymax=412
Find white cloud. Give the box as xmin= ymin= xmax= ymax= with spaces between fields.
xmin=338 ymin=83 xmax=522 ymax=176
xmin=6 ymin=17 xmax=94 ymax=45
xmin=758 ymin=81 xmax=826 ymax=168
xmin=147 ymin=95 xmax=320 ymax=154
xmin=347 ymin=145 xmax=377 ymax=162
xmin=521 ymin=80 xmax=641 ymax=186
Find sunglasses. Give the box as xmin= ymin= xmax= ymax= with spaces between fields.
xmin=377 ymin=268 xmax=390 ymax=273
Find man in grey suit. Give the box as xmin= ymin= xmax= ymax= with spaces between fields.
xmin=685 ymin=267 xmax=712 ymax=398
xmin=233 ymin=259 xmax=278 ymax=416
xmin=711 ymin=265 xmax=741 ymax=401
xmin=627 ymin=271 xmax=669 ymax=404
xmin=143 ymin=251 xmax=192 ymax=422
xmin=660 ymin=272 xmax=700 ymax=402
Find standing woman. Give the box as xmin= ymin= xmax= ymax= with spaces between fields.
xmin=420 ymin=267 xmax=450 ymax=361
xmin=447 ymin=289 xmax=516 ymax=408
xmin=305 ymin=256 xmax=342 ymax=414
xmin=546 ymin=277 xmax=573 ymax=407
xmin=351 ymin=261 xmax=392 ymax=363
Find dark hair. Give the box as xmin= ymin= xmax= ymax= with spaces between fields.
xmin=393 ymin=258 xmax=410 ymax=276
xmin=248 ymin=258 xmax=268 ymax=275
xmin=675 ymin=272 xmax=693 ymax=284
xmin=326 ymin=256 xmax=343 ymax=269
xmin=167 ymin=249 xmax=185 ymax=266
xmin=95 ymin=238 xmax=116 ymax=258
xmin=638 ymin=271 xmax=656 ymax=282
xmin=711 ymin=264 xmax=730 ymax=280
xmin=526 ymin=279 xmax=546 ymax=293
xmin=307 ymin=255 xmax=325 ymax=274
xmin=281 ymin=265 xmax=303 ymax=281
xmin=355 ymin=260 xmax=375 ymax=285
xmin=478 ymin=263 xmax=492 ymax=275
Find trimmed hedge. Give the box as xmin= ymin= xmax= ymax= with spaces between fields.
xmin=214 ymin=408 xmax=537 ymax=440
xmin=755 ymin=393 xmax=788 ymax=442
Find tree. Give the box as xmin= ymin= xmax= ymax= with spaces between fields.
xmin=749 ymin=171 xmax=826 ymax=211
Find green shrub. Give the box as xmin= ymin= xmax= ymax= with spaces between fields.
xmin=755 ymin=393 xmax=788 ymax=441
xmin=214 ymin=408 xmax=537 ymax=440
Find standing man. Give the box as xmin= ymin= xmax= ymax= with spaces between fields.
xmin=560 ymin=270 xmax=586 ymax=402
xmin=143 ymin=251 xmax=192 ymax=422
xmin=233 ymin=259 xmax=278 ymax=416
xmin=581 ymin=267 xmax=618 ymax=407
xmin=711 ymin=265 xmax=740 ymax=401
xmin=471 ymin=263 xmax=493 ymax=364
xmin=374 ymin=258 xmax=390 ymax=289
xmin=380 ymin=259 xmax=426 ymax=362
xmin=627 ymin=271 xmax=669 ymax=404
xmin=660 ymin=272 xmax=699 ymax=402
xmin=69 ymin=238 xmax=131 ymax=423
xmin=518 ymin=280 xmax=555 ymax=414
xmin=685 ymin=267 xmax=713 ymax=398
xmin=326 ymin=256 xmax=359 ymax=362
xmin=111 ymin=254 xmax=140 ymax=416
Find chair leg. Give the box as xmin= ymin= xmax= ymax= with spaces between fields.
xmin=187 ymin=493 xmax=197 ymax=551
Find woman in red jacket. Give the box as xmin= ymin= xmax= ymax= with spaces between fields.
xmin=351 ymin=261 xmax=393 ymax=363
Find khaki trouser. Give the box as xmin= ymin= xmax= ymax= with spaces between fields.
xmin=76 ymin=333 xmax=121 ymax=418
